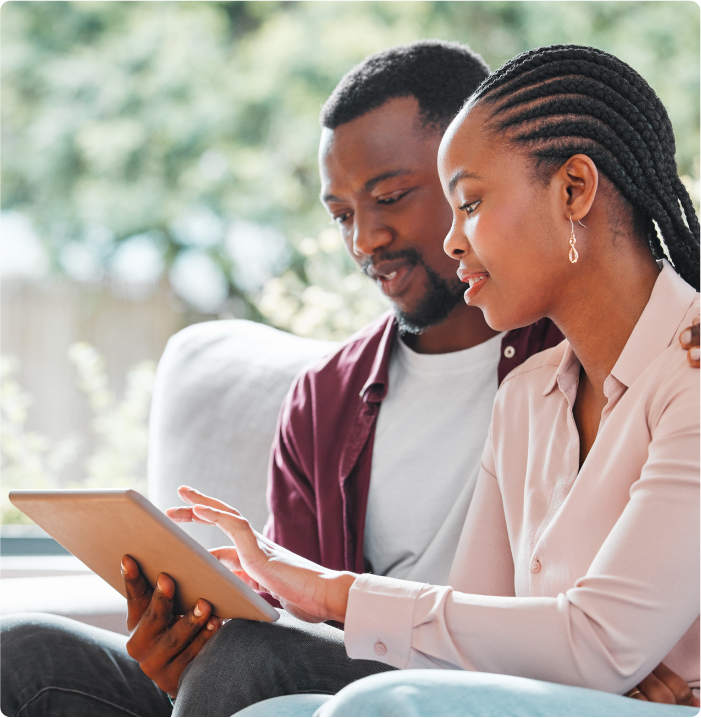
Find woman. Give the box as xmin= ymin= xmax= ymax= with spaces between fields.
xmin=172 ymin=45 xmax=699 ymax=716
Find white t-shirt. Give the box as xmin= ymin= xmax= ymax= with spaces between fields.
xmin=364 ymin=332 xmax=503 ymax=585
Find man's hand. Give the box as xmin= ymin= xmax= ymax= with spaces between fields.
xmin=122 ymin=554 xmax=222 ymax=698
xmin=627 ymin=662 xmax=699 ymax=706
xmin=680 ymin=316 xmax=700 ymax=368
xmin=167 ymin=486 xmax=356 ymax=624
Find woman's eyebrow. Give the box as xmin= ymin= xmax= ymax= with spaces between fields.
xmin=448 ymin=169 xmax=482 ymax=194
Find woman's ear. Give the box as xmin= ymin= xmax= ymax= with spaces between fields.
xmin=555 ymin=154 xmax=598 ymax=222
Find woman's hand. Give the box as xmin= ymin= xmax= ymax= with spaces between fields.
xmin=166 ymin=486 xmax=356 ymax=624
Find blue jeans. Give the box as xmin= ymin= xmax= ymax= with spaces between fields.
xmin=236 ymin=671 xmax=700 ymax=717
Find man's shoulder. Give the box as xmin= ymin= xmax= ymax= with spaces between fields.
xmin=297 ymin=311 xmax=395 ymax=387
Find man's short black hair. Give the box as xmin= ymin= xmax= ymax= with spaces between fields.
xmin=320 ymin=40 xmax=490 ymax=132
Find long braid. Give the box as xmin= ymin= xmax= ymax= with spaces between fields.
xmin=470 ymin=45 xmax=699 ymax=290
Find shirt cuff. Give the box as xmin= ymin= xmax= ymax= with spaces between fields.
xmin=344 ymin=573 xmax=425 ymax=668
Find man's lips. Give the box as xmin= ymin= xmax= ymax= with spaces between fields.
xmin=457 ymin=268 xmax=490 ymax=303
xmin=366 ymin=260 xmax=417 ymax=298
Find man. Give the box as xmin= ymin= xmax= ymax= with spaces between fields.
xmin=3 ymin=41 xmax=698 ymax=717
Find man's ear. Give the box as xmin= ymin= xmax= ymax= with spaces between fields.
xmin=555 ymin=154 xmax=598 ymax=222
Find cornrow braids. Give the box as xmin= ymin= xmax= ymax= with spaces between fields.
xmin=470 ymin=44 xmax=699 ymax=291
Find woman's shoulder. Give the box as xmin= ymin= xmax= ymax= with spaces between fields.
xmin=498 ymin=338 xmax=568 ymax=391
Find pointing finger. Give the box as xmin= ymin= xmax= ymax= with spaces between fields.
xmin=177 ymin=486 xmax=241 ymax=515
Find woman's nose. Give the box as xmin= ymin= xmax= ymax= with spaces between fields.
xmin=443 ymin=219 xmax=469 ymax=259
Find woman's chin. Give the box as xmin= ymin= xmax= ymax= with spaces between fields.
xmin=482 ymin=306 xmax=540 ymax=334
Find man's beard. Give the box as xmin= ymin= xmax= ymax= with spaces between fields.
xmin=362 ymin=247 xmax=465 ymax=335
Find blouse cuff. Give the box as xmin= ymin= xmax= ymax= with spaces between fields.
xmin=344 ymin=573 xmax=425 ymax=668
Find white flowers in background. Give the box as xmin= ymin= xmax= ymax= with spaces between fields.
xmin=255 ymin=228 xmax=389 ymax=341
xmin=68 ymin=343 xmax=155 ymax=490
xmin=0 ymin=346 xmax=156 ymax=524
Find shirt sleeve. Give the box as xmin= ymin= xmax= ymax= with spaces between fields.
xmin=344 ymin=374 xmax=699 ymax=694
xmin=264 ymin=372 xmax=322 ymax=565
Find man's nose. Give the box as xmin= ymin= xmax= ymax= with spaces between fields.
xmin=352 ymin=213 xmax=393 ymax=258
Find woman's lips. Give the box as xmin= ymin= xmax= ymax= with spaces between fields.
xmin=457 ymin=270 xmax=489 ymax=304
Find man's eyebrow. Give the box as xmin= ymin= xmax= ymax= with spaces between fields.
xmin=363 ymin=169 xmax=413 ymax=192
xmin=448 ymin=170 xmax=482 ymax=194
xmin=321 ymin=169 xmax=414 ymax=204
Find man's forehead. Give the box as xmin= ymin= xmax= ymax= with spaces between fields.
xmin=319 ymin=99 xmax=442 ymax=196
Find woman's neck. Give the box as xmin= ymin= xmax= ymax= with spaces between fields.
xmin=551 ymin=242 xmax=661 ymax=394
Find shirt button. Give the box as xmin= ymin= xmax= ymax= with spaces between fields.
xmin=504 ymin=346 xmax=516 ymax=359
xmin=531 ymin=558 xmax=541 ymax=574
xmin=374 ymin=641 xmax=387 ymax=656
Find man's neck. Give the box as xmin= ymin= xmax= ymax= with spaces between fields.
xmin=401 ymin=303 xmax=500 ymax=355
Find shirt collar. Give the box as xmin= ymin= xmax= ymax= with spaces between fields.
xmin=544 ymin=260 xmax=697 ymax=396
xmin=360 ymin=312 xmax=397 ymax=402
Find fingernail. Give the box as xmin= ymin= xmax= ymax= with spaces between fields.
xmin=681 ymin=329 xmax=692 ymax=345
xmin=194 ymin=602 xmax=203 ymax=617
xmin=120 ymin=559 xmax=127 ymax=575
xmin=691 ymin=346 xmax=700 ymax=361
xmin=156 ymin=575 xmax=167 ymax=592
xmin=206 ymin=620 xmax=216 ymax=630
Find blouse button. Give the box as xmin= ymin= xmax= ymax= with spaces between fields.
xmin=531 ymin=558 xmax=541 ymax=574
xmin=374 ymin=641 xmax=387 ymax=656
xmin=504 ymin=346 xmax=516 ymax=359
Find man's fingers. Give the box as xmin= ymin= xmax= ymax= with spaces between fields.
xmin=680 ymin=322 xmax=700 ymax=348
xmin=138 ymin=573 xmax=176 ymax=636
xmin=170 ymin=615 xmax=223 ymax=676
xmin=636 ymin=672 xmax=677 ymax=705
xmin=652 ymin=663 xmax=695 ymax=706
xmin=177 ymin=486 xmax=241 ymax=516
xmin=122 ymin=555 xmax=153 ymax=632
xmin=139 ymin=603 xmax=218 ymax=696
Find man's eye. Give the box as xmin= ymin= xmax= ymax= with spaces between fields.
xmin=459 ymin=200 xmax=481 ymax=214
xmin=333 ymin=213 xmax=352 ymax=225
xmin=377 ymin=191 xmax=408 ymax=206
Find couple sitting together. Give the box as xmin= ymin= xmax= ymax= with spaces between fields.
xmin=3 ymin=40 xmax=699 ymax=718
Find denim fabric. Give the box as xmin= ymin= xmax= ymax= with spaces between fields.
xmin=234 ymin=694 xmax=331 ymax=716
xmin=316 ymin=670 xmax=700 ymax=717
xmin=173 ymin=611 xmax=395 ymax=716
xmin=1 ymin=613 xmax=171 ymax=717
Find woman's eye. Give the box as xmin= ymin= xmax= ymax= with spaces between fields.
xmin=333 ymin=212 xmax=352 ymax=224
xmin=459 ymin=200 xmax=481 ymax=214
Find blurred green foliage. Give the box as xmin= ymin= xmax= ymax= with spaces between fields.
xmin=2 ymin=1 xmax=699 ymax=316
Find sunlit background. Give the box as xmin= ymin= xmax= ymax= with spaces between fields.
xmin=2 ymin=1 xmax=699 ymax=523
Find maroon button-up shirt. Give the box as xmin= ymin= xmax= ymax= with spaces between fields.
xmin=265 ymin=312 xmax=563 ymax=575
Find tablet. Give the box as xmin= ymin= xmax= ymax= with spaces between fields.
xmin=9 ymin=489 xmax=279 ymax=622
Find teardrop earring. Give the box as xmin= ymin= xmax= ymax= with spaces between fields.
xmin=568 ymin=216 xmax=586 ymax=263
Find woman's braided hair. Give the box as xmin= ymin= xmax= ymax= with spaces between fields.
xmin=470 ymin=44 xmax=699 ymax=290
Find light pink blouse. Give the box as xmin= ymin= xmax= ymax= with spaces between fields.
xmin=345 ymin=262 xmax=700 ymax=695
